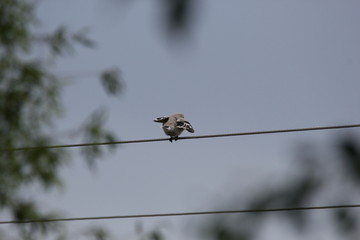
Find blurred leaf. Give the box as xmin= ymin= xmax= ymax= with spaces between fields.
xmin=47 ymin=26 xmax=72 ymax=55
xmin=339 ymin=137 xmax=360 ymax=183
xmin=100 ymin=67 xmax=124 ymax=96
xmin=80 ymin=108 xmax=118 ymax=167
xmin=149 ymin=231 xmax=163 ymax=240
xmin=0 ymin=0 xmax=34 ymax=50
xmin=203 ymin=217 xmax=253 ymax=240
xmin=85 ymin=226 xmax=111 ymax=240
xmin=11 ymin=200 xmax=62 ymax=239
xmin=334 ymin=208 xmax=357 ymax=233
xmin=160 ymin=0 xmax=194 ymax=36
xmin=72 ymin=28 xmax=96 ymax=48
xmin=38 ymin=26 xmax=96 ymax=56
xmin=13 ymin=201 xmax=38 ymax=220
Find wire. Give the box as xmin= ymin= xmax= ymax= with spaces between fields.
xmin=1 ymin=123 xmax=360 ymax=152
xmin=1 ymin=204 xmax=360 ymax=225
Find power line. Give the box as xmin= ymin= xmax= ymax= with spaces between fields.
xmin=1 ymin=204 xmax=360 ymax=225
xmin=1 ymin=123 xmax=360 ymax=152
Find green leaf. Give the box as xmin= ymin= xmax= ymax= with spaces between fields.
xmin=100 ymin=67 xmax=124 ymax=96
xmin=72 ymin=28 xmax=96 ymax=48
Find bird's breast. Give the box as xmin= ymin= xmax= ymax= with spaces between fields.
xmin=162 ymin=125 xmax=184 ymax=136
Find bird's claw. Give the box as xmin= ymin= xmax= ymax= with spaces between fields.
xmin=169 ymin=136 xmax=179 ymax=143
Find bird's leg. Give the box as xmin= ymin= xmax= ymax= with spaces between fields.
xmin=169 ymin=136 xmax=178 ymax=142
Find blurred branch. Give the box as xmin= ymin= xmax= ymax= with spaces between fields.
xmin=31 ymin=26 xmax=96 ymax=55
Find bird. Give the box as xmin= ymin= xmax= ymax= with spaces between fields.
xmin=154 ymin=113 xmax=195 ymax=142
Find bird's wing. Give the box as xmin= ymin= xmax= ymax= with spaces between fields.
xmin=154 ymin=116 xmax=169 ymax=123
xmin=176 ymin=120 xmax=195 ymax=133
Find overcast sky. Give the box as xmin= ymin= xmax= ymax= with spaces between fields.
xmin=30 ymin=0 xmax=360 ymax=239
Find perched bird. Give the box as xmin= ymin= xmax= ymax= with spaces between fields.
xmin=154 ymin=113 xmax=195 ymax=142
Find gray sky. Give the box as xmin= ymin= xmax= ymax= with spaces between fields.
xmin=32 ymin=0 xmax=360 ymax=239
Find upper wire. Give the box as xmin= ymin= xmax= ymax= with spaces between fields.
xmin=1 ymin=123 xmax=360 ymax=152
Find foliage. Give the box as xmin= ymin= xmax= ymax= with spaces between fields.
xmin=0 ymin=0 xmax=122 ymax=239
xmin=0 ymin=0 xmax=191 ymax=239
xmin=159 ymin=0 xmax=196 ymax=36
xmin=100 ymin=67 xmax=124 ymax=97
xmin=201 ymin=134 xmax=360 ymax=240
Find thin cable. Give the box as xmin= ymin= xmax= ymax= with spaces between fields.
xmin=1 ymin=123 xmax=360 ymax=152
xmin=1 ymin=204 xmax=360 ymax=225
